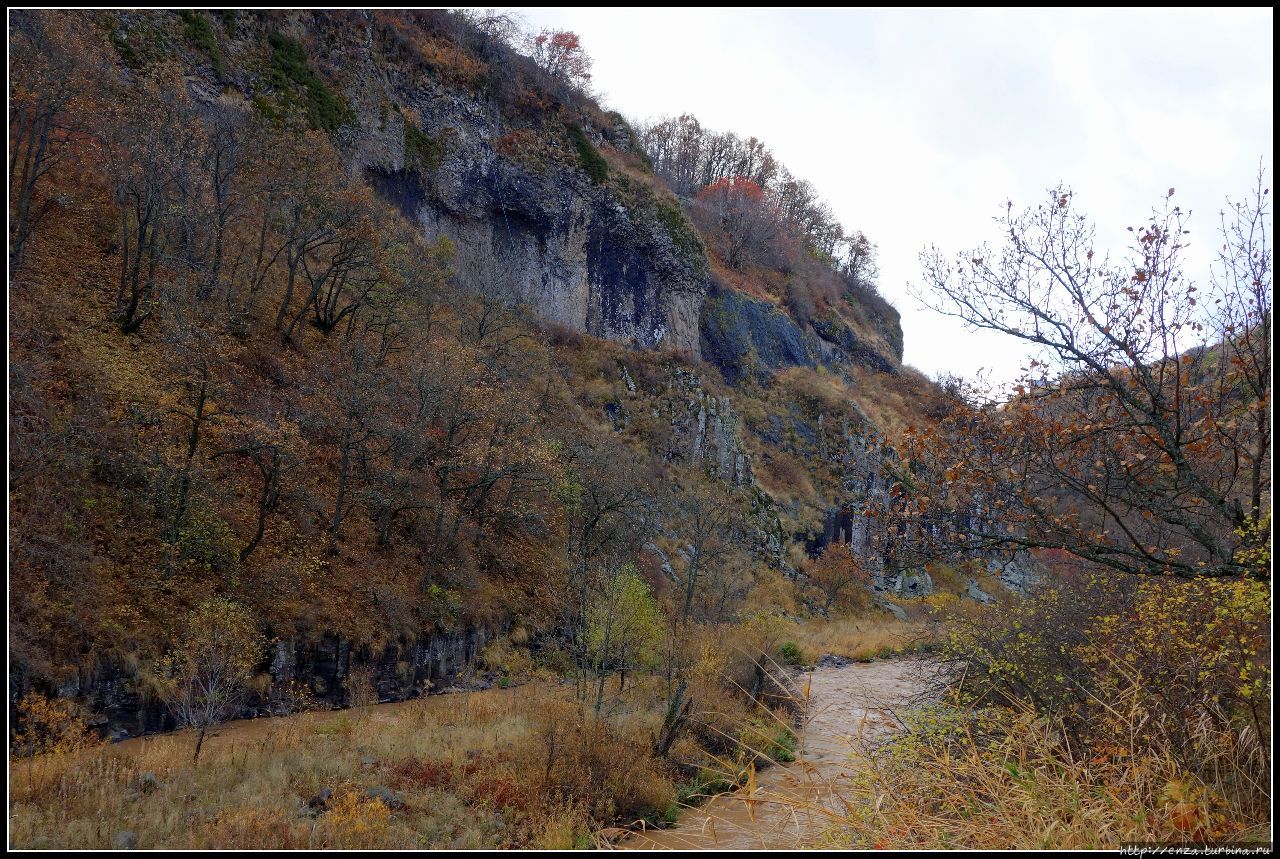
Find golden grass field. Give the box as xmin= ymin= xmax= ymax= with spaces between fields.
xmin=10 ymin=680 xmax=659 ymax=849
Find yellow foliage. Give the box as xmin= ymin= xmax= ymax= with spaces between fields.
xmin=315 ymin=788 xmax=392 ymax=849
xmin=12 ymin=692 xmax=102 ymax=756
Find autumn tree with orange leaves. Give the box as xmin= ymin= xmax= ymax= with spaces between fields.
xmin=900 ymin=174 xmax=1271 ymax=580
xmin=526 ymin=29 xmax=593 ymax=93
xmin=692 ymin=176 xmax=781 ymax=269
xmin=806 ymin=543 xmax=872 ymax=615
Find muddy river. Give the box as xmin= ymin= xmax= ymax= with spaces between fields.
xmin=617 ymin=659 xmax=924 ymax=850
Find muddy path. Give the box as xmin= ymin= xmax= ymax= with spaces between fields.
xmin=617 ymin=658 xmax=927 ymax=850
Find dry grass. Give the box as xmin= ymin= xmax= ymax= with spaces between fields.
xmin=843 ymin=364 xmax=941 ymax=441
xmin=753 ymin=449 xmax=818 ymax=508
xmin=784 ymin=616 xmax=932 ymax=663
xmin=825 ymin=700 xmax=1270 ymax=849
xmin=7 ymin=680 xmax=679 ymax=849
xmin=811 ymin=576 xmax=1272 ymax=849
xmin=9 ymin=659 xmax=809 ymax=850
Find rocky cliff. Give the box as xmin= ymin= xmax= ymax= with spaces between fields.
xmin=179 ymin=10 xmax=900 ymax=373
xmin=9 ymin=9 xmax=926 ymax=741
xmin=310 ymin=12 xmax=709 ymax=355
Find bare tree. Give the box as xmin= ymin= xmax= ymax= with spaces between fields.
xmin=906 ymin=176 xmax=1272 ymax=579
xmin=654 ymin=479 xmax=739 ymax=756
xmin=8 ymin=12 xmax=103 ymax=272
xmin=107 ymin=73 xmax=202 ymax=333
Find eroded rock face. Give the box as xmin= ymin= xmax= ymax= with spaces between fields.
xmin=670 ymin=369 xmax=754 ymax=487
xmin=884 ymin=568 xmax=934 ymax=597
xmin=700 ymin=286 xmax=814 ymax=384
xmin=700 ymin=285 xmax=900 ymax=384
xmin=811 ymin=428 xmax=1041 ymax=601
xmin=346 ymin=67 xmax=707 ymax=356
xmin=987 ymin=556 xmax=1039 ymax=595
xmin=966 ymin=579 xmax=996 ymax=604
xmin=333 ymin=27 xmax=901 ymax=375
xmin=262 ymin=627 xmax=490 ymax=712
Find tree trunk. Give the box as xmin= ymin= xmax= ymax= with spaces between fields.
xmin=193 ymin=724 xmax=208 ymax=763
xmin=749 ymin=662 xmax=765 ymax=704
xmin=654 ymin=680 xmax=691 ymax=758
xmin=328 ymin=424 xmax=353 ymax=552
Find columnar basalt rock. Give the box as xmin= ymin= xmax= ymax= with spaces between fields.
xmin=50 ymin=626 xmax=495 ymax=740
xmin=667 ymin=368 xmax=755 ymax=487
xmin=812 ymin=427 xmax=1039 ymax=600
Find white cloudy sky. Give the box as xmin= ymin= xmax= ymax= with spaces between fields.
xmin=514 ymin=7 xmax=1273 ymax=385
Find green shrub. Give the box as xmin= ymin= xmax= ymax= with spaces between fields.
xmin=404 ymin=120 xmax=447 ymax=174
xmin=110 ymin=19 xmax=173 ymax=71
xmin=266 ymin=32 xmax=353 ymax=132
xmin=178 ymin=10 xmax=224 ymax=77
xmin=768 ymin=725 xmax=798 ymax=762
xmin=176 ymin=504 xmax=239 ymax=573
xmin=565 ymin=123 xmax=608 ymax=184
xmin=654 ymin=197 xmax=709 ymax=274
xmin=215 ymin=9 xmax=237 ymax=36
xmin=778 ymin=640 xmax=806 ymax=666
xmin=678 ymin=769 xmax=734 ymax=805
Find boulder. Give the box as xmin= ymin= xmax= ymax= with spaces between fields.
xmin=364 ymin=786 xmax=405 ymax=810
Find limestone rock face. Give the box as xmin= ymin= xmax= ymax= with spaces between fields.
xmin=344 ymin=64 xmax=707 ymax=356
xmin=174 ymin=10 xmax=902 ymax=378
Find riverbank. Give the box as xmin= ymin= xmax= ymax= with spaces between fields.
xmin=10 ymin=675 xmax=680 ymax=849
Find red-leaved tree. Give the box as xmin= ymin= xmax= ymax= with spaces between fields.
xmin=526 ymin=29 xmax=593 ymax=93
xmin=692 ymin=176 xmax=780 ymax=269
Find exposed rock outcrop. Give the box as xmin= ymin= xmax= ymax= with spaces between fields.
xmin=341 ymin=49 xmax=708 ymax=355
xmin=51 ymin=626 xmax=493 ymax=740
xmin=813 ymin=428 xmax=1039 ymax=600
xmin=669 ymin=368 xmax=755 ymax=487
xmin=700 ymin=282 xmax=899 ymax=384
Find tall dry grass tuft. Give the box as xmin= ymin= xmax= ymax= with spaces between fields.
xmin=785 ymin=616 xmax=930 ymax=663
xmin=834 ymin=699 xmax=1270 ymax=849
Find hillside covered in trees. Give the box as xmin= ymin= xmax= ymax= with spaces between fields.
xmin=9 ymin=8 xmax=1270 ymax=851
xmin=10 ymin=9 xmax=945 ymax=737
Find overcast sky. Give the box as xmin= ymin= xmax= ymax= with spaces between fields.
xmin=515 ymin=7 xmax=1274 ymax=386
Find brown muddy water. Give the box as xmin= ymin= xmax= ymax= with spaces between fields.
xmin=616 ymin=659 xmax=925 ymax=850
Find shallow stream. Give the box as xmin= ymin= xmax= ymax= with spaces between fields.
xmin=618 ymin=659 xmax=923 ymax=850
